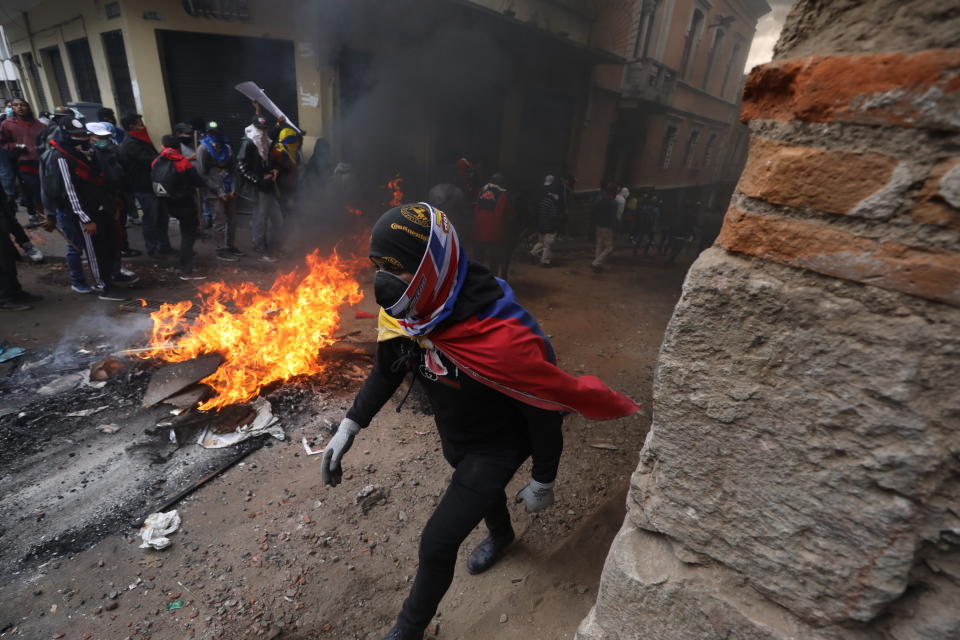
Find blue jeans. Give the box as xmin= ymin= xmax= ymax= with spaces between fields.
xmin=56 ymin=208 xmax=88 ymax=287
xmin=136 ymin=192 xmax=171 ymax=253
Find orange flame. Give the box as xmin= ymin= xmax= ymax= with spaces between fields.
xmin=140 ymin=250 xmax=363 ymax=410
xmin=383 ymin=173 xmax=404 ymax=207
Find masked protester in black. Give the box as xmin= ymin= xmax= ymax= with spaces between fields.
xmin=322 ymin=205 xmax=565 ymax=640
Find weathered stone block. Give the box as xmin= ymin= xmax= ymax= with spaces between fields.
xmin=630 ymin=249 xmax=960 ymax=625
xmin=717 ymin=208 xmax=960 ymax=306
xmin=575 ymin=522 xmax=830 ymax=640
xmin=738 ymin=138 xmax=899 ymax=216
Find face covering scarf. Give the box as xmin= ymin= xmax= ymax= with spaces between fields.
xmin=374 ymin=203 xmax=639 ymax=421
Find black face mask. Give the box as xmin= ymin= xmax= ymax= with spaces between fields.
xmin=374 ymin=270 xmax=410 ymax=316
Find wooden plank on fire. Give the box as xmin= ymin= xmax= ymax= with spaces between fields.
xmin=119 ymin=298 xmax=201 ymax=319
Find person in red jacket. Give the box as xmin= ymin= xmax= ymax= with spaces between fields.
xmin=472 ymin=173 xmax=515 ymax=279
xmin=0 ymin=98 xmax=46 ymax=226
xmin=152 ymin=134 xmax=208 ymax=280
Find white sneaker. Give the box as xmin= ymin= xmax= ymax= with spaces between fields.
xmin=25 ymin=246 xmax=44 ymax=263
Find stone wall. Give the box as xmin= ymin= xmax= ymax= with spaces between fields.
xmin=576 ymin=1 xmax=960 ymax=638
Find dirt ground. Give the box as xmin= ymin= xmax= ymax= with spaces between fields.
xmin=0 ymin=214 xmax=691 ymax=640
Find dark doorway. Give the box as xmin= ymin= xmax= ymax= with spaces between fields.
xmin=101 ymin=30 xmax=136 ymax=116
xmin=156 ymin=30 xmax=296 ymax=148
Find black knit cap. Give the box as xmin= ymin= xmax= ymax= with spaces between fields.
xmin=369 ymin=204 xmax=432 ymax=274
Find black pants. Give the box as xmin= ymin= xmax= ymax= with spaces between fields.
xmin=0 ymin=214 xmax=23 ymax=302
xmin=163 ymin=199 xmax=199 ymax=273
xmin=397 ymin=446 xmax=528 ymax=631
xmin=85 ymin=209 xmax=117 ymax=289
xmin=3 ymin=199 xmax=30 ymax=249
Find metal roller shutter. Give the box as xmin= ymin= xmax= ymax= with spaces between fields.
xmin=157 ymin=30 xmax=296 ymax=149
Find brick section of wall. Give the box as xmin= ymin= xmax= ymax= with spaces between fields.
xmin=739 ymin=137 xmax=899 ymax=216
xmin=912 ymin=157 xmax=960 ymax=230
xmin=740 ymin=50 xmax=960 ymax=131
xmin=717 ymin=208 xmax=960 ymax=306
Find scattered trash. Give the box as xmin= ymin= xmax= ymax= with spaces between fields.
xmin=0 ymin=346 xmax=25 ymax=363
xmin=97 ymin=424 xmax=122 ymax=434
xmin=162 ymin=383 xmax=211 ymax=409
xmin=166 ymin=600 xmax=185 ymax=611
xmin=196 ymin=397 xmax=284 ymax=449
xmin=590 ymin=443 xmax=619 ymax=451
xmin=37 ymin=372 xmax=85 ymax=396
xmin=169 ymin=429 xmax=177 ymax=444
xmin=67 ymin=405 xmax=110 ymax=418
xmin=302 ymin=435 xmax=326 ymax=455
xmin=20 ymin=353 xmax=54 ymax=371
xmin=89 ymin=356 xmax=127 ymax=381
xmin=139 ymin=510 xmax=181 ymax=550
xmin=84 ymin=368 xmax=108 ymax=389
xmin=0 ymin=407 xmax=19 ymax=419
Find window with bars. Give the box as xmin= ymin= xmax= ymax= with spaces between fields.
xmin=66 ymin=38 xmax=102 ymax=103
xmin=21 ymin=52 xmax=49 ymax=112
xmin=684 ymin=130 xmax=701 ymax=168
xmin=102 ymin=30 xmax=136 ymax=115
xmin=703 ymin=133 xmax=717 ymax=168
xmin=42 ymin=46 xmax=71 ymax=106
xmin=660 ymin=125 xmax=678 ymax=169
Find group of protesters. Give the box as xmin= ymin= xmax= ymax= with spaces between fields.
xmin=0 ymin=96 xmax=302 ymax=310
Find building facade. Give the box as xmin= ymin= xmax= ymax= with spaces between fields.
xmin=575 ymin=0 xmax=770 ymax=214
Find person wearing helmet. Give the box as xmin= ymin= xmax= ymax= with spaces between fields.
xmin=236 ymin=114 xmax=284 ymax=262
xmin=321 ymin=203 xmax=639 ymax=640
xmin=44 ymin=117 xmax=128 ymax=301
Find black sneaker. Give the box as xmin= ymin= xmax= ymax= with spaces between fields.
xmin=0 ymin=300 xmax=31 ymax=311
xmin=180 ymin=272 xmax=208 ymax=281
xmin=113 ymin=272 xmax=140 ymax=286
xmin=121 ymin=248 xmax=142 ymax=257
xmin=466 ymin=532 xmax=515 ymax=575
xmin=227 ymin=246 xmax=243 ymax=255
xmin=216 ymin=250 xmax=240 ymax=262
xmin=97 ymin=288 xmax=130 ymax=301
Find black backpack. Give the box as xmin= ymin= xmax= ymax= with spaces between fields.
xmin=39 ymin=146 xmax=66 ymax=209
xmin=151 ymin=156 xmax=187 ymax=198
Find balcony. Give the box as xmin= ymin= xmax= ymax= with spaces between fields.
xmin=622 ymin=58 xmax=677 ymax=108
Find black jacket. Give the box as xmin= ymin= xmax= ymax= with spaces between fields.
xmin=236 ymin=136 xmax=274 ymax=196
xmin=118 ymin=134 xmax=158 ymax=193
xmin=347 ymin=337 xmax=564 ymax=483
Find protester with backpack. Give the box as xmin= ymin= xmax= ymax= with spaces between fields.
xmin=119 ymin=114 xmax=173 ymax=258
xmin=152 ymin=134 xmax=207 ymax=280
xmin=42 ymin=117 xmax=128 ymax=301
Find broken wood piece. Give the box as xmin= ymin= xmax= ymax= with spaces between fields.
xmin=162 ymin=384 xmax=212 ymax=409
xmin=142 ymin=353 xmax=224 ymax=407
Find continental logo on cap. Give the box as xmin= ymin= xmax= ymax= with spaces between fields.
xmin=390 ymin=223 xmax=428 ymax=243
xmin=401 ymin=204 xmax=431 ymax=228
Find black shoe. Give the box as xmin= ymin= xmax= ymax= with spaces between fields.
xmin=0 ymin=300 xmax=31 ymax=311
xmin=180 ymin=272 xmax=208 ymax=281
xmin=466 ymin=532 xmax=515 ymax=575
xmin=381 ymin=624 xmax=424 ymax=640
xmin=97 ymin=288 xmax=130 ymax=301
xmin=227 ymin=246 xmax=243 ymax=255
xmin=216 ymin=250 xmax=240 ymax=262
xmin=121 ymin=248 xmax=142 ymax=257
xmin=13 ymin=291 xmax=43 ymax=303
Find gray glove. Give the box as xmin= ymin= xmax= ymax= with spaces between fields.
xmin=515 ymin=479 xmax=555 ymax=513
xmin=320 ymin=418 xmax=361 ymax=487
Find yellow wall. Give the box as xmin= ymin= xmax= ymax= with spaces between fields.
xmin=5 ymin=0 xmax=333 ymax=153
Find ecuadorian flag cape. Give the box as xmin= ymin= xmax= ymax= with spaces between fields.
xmin=376 ymin=203 xmax=639 ymax=421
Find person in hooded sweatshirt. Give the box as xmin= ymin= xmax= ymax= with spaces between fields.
xmin=196 ymin=121 xmax=239 ymax=261
xmin=321 ymin=203 xmax=639 ymax=640
xmin=119 ymin=113 xmax=173 ymax=258
xmin=236 ymin=114 xmax=285 ymax=262
xmin=152 ymin=134 xmax=208 ymax=280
